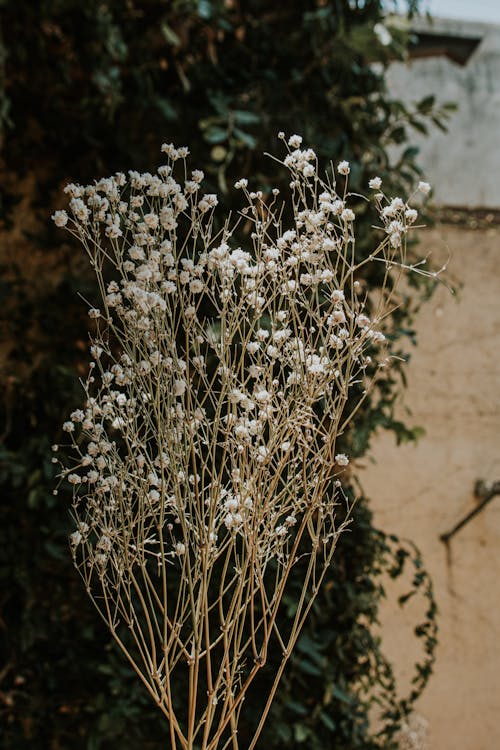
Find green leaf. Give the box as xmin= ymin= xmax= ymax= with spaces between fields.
xmin=332 ymin=685 xmax=353 ymax=704
xmin=417 ymin=94 xmax=436 ymax=113
xmin=155 ymin=97 xmax=177 ymax=121
xmin=288 ymin=700 xmax=309 ymax=716
xmin=294 ymin=724 xmax=310 ymax=743
xmin=319 ymin=712 xmax=336 ymax=731
xmin=298 ymin=659 xmax=322 ymax=677
xmin=232 ymin=109 xmax=260 ymax=125
xmin=204 ymin=126 xmax=228 ymax=144
xmin=233 ymin=127 xmax=257 ymax=148
xmin=197 ymin=0 xmax=213 ymax=19
xmin=161 ymin=22 xmax=181 ymax=47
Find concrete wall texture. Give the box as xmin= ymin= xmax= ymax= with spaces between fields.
xmin=387 ymin=17 xmax=500 ymax=208
xmin=361 ymin=17 xmax=500 ymax=748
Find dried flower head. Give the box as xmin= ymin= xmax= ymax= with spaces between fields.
xmin=53 ymin=136 xmax=438 ymax=750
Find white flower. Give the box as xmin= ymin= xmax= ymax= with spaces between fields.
xmin=329 ymin=309 xmax=346 ymax=324
xmin=69 ymin=531 xmax=82 ymax=547
xmin=387 ymin=220 xmax=404 ymax=235
xmin=337 ymin=161 xmax=350 ymax=176
xmin=320 ymin=269 xmax=334 ymax=282
xmin=405 ymin=208 xmax=418 ymax=224
xmin=323 ymin=238 xmax=337 ymax=252
xmin=224 ymin=496 xmax=239 ymax=513
xmin=90 ymin=345 xmax=103 ymax=359
xmin=371 ymin=331 xmax=386 ymax=344
xmin=369 ymin=176 xmax=382 ymax=190
xmin=162 ymin=281 xmax=176 ymax=294
xmin=97 ymin=535 xmax=112 ymax=553
xmin=341 ymin=208 xmax=355 ymax=222
xmin=105 ymin=222 xmax=122 ymax=239
xmin=390 ymin=197 xmax=405 ymax=212
xmin=199 ymin=194 xmax=218 ymax=212
xmin=255 ymin=389 xmax=271 ymax=404
xmin=144 ymin=212 xmax=159 ymax=230
xmin=63 ymin=421 xmax=74 ymax=433
xmin=288 ymin=134 xmax=303 ymax=148
xmin=87 ymin=442 xmax=99 ymax=456
xmin=390 ymin=232 xmax=402 ymax=248
xmin=52 ymin=210 xmax=68 ymax=227
xmin=417 ymin=181 xmax=431 ymax=195
xmin=69 ymin=198 xmax=89 ymax=223
xmin=173 ymin=379 xmax=187 ymax=397
xmin=335 ymin=453 xmax=349 ymax=466
xmin=234 ymin=178 xmax=248 ymax=189
xmin=189 ymin=279 xmax=204 ymax=294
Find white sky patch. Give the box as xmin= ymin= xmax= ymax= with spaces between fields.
xmin=423 ymin=0 xmax=500 ymax=24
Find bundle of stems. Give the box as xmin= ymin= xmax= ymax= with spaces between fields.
xmin=53 ymin=134 xmax=439 ymax=749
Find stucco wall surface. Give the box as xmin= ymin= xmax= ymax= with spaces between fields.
xmin=361 ymin=223 xmax=500 ymax=749
xmin=387 ymin=18 xmax=500 ymax=208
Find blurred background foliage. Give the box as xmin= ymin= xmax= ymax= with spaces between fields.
xmin=0 ymin=1 xmax=448 ymax=747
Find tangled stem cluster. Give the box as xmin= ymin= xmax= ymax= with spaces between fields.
xmin=53 ymin=134 xmax=438 ymax=750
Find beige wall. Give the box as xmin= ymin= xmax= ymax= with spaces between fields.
xmin=361 ymin=223 xmax=500 ymax=750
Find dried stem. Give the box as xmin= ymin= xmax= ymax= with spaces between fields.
xmin=53 ymin=135 xmax=439 ymax=750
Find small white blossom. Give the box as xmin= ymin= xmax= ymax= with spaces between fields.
xmin=341 ymin=208 xmax=355 ymax=222
xmin=335 ymin=454 xmax=350 ymax=466
xmin=52 ymin=210 xmax=69 ymax=227
xmin=173 ymin=379 xmax=186 ymax=397
xmin=337 ymin=161 xmax=350 ymax=176
xmin=189 ymin=279 xmax=204 ymax=294
xmin=417 ymin=181 xmax=431 ymax=195
xmin=331 ymin=290 xmax=345 ymax=304
xmin=405 ymin=208 xmax=418 ymax=224
xmin=288 ymin=134 xmax=302 ymax=148
xmin=69 ymin=531 xmax=82 ymax=547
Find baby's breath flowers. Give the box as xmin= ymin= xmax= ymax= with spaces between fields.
xmin=53 ymin=137 xmax=437 ymax=750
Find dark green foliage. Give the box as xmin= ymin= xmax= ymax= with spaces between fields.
xmin=0 ymin=1 xmax=443 ymax=747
